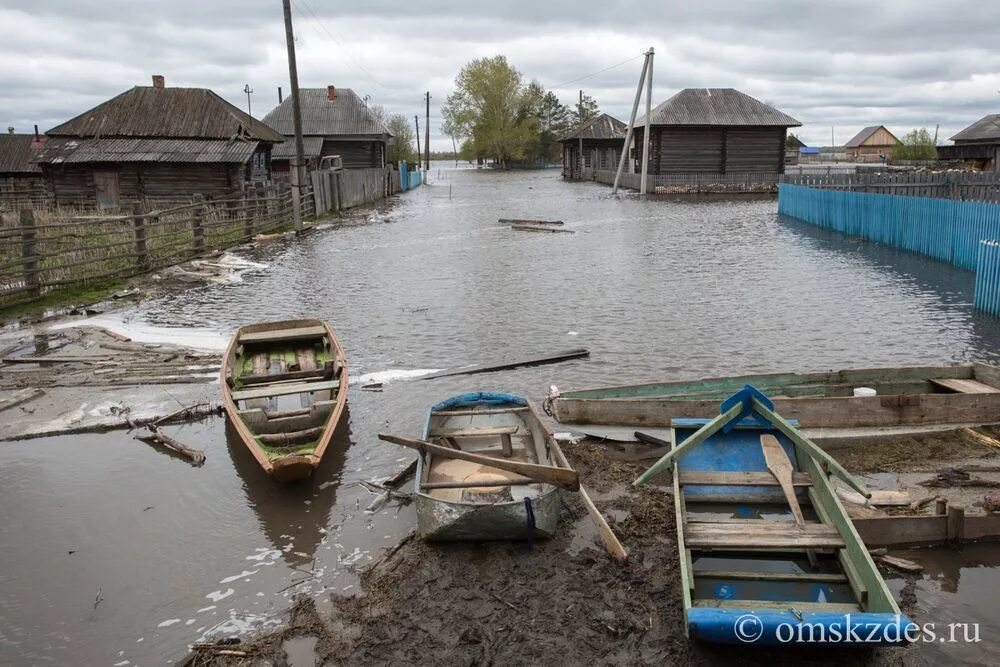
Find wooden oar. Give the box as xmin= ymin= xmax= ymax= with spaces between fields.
xmin=761 ymin=434 xmax=818 ymax=568
xmin=377 ymin=433 xmax=580 ymax=491
xmin=548 ymin=436 xmax=627 ymax=562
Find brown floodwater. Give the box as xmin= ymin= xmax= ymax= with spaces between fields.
xmin=3 ymin=165 xmax=1000 ymax=664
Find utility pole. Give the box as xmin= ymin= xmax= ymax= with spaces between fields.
xmin=415 ymin=115 xmax=422 ymax=166
xmin=425 ymin=92 xmax=431 ymax=172
xmin=281 ymin=0 xmax=305 ymax=233
xmin=243 ymin=84 xmax=254 ymax=118
xmin=639 ymin=48 xmax=654 ymax=196
xmin=612 ymin=51 xmax=651 ymax=194
xmin=577 ymin=90 xmax=584 ymax=178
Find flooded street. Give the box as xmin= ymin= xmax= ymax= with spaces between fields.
xmin=4 ymin=166 xmax=1000 ymax=665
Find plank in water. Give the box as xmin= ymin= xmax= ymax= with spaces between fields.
xmin=418 ymin=348 xmax=589 ymax=381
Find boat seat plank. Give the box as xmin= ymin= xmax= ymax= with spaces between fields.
xmin=232 ymin=379 xmax=339 ymax=402
xmin=684 ymin=523 xmax=845 ymax=549
xmin=433 ymin=407 xmax=529 ymax=416
xmin=692 ymin=599 xmax=861 ymax=612
xmin=679 ymin=472 xmax=812 ymax=487
xmin=239 ymin=326 xmax=327 ymax=344
xmin=240 ymin=367 xmax=331 ymax=386
xmin=931 ymin=378 xmax=1000 ymax=394
xmin=428 ymin=426 xmax=519 ymax=438
xmin=694 ymin=570 xmax=848 ymax=583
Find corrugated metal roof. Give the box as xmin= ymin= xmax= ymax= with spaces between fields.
xmin=951 ymin=114 xmax=1000 ymax=143
xmin=561 ymin=113 xmax=627 ymax=141
xmin=261 ymin=88 xmax=391 ymax=137
xmin=270 ymin=136 xmax=324 ymax=159
xmin=0 ymin=134 xmax=45 ymax=173
xmin=636 ymin=88 xmax=801 ymax=128
xmin=46 ymin=86 xmax=284 ymax=143
xmin=35 ymin=137 xmax=259 ymax=164
xmin=843 ymin=125 xmax=900 ymax=148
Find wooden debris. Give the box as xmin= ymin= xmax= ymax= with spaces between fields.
xmin=418 ymin=348 xmax=589 ymax=381
xmin=919 ymin=468 xmax=1000 ymax=488
xmin=0 ymin=388 xmax=44 ymax=413
xmin=1 ymin=355 xmax=113 ymax=364
xmin=134 ymin=422 xmax=206 ymax=466
xmin=961 ymin=427 xmax=1000 ymax=449
xmin=878 ymin=555 xmax=924 ymax=573
xmin=498 ymin=218 xmax=564 ymax=225
xmin=511 ymin=224 xmax=575 ymax=234
xmin=98 ymin=327 xmax=131 ymax=342
xmin=258 ymin=427 xmax=324 ymax=446
xmin=364 ymin=460 xmax=418 ymax=513
xmin=837 ymin=487 xmax=911 ymax=507
xmin=361 ymin=382 xmax=384 ymax=392
xmin=910 ymin=495 xmax=940 ymax=512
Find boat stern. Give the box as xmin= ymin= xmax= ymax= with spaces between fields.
xmin=271 ymin=455 xmax=319 ymax=482
xmin=686 ymin=607 xmax=917 ymax=646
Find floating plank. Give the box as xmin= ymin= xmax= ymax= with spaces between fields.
xmin=498 ymin=218 xmax=564 ymax=225
xmin=231 ymin=379 xmax=339 ymax=402
xmin=418 ymin=349 xmax=589 ymax=381
xmin=511 ymin=224 xmax=575 ymax=234
xmin=239 ymin=326 xmax=327 ymax=344
xmin=684 ymin=522 xmax=845 ymax=549
xmin=679 ymin=471 xmax=812 ymax=487
xmin=931 ymin=378 xmax=1000 ymax=394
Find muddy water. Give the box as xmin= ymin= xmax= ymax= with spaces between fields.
xmin=4 ymin=166 xmax=1000 ymax=664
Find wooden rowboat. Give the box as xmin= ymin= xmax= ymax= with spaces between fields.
xmin=220 ymin=319 xmax=348 ymax=482
xmin=413 ymin=392 xmax=564 ymax=541
xmin=634 ymin=386 xmax=915 ymax=645
xmin=548 ymin=363 xmax=1000 ymax=430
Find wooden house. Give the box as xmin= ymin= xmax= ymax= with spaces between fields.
xmin=34 ymin=76 xmax=284 ymax=209
xmin=936 ymin=115 xmax=1000 ymax=171
xmin=561 ymin=113 xmax=627 ymax=179
xmin=632 ymin=88 xmax=801 ymax=175
xmin=262 ymin=86 xmax=391 ymax=177
xmin=0 ymin=128 xmax=46 ymax=206
xmin=844 ymin=125 xmax=901 ymax=161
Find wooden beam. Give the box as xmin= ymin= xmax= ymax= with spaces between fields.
xmin=418 ymin=348 xmax=589 ymax=381
xmin=678 ymin=471 xmax=812 ymax=486
xmin=684 ymin=522 xmax=845 ymax=549
xmin=633 ymin=402 xmax=744 ymax=485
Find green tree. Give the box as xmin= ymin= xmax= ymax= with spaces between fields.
xmin=386 ymin=113 xmax=416 ymax=165
xmin=786 ymin=133 xmax=803 ymax=150
xmin=571 ymin=93 xmax=599 ymax=126
xmin=892 ymin=128 xmax=936 ymax=161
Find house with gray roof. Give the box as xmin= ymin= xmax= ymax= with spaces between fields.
xmin=560 ymin=113 xmax=626 ymax=179
xmin=632 ymin=88 xmax=801 ymax=175
xmin=937 ymin=115 xmax=1000 ymax=171
xmin=262 ymin=86 xmax=392 ymax=175
xmin=0 ymin=128 xmax=46 ymax=206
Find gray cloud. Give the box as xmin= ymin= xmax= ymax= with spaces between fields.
xmin=1 ymin=1 xmax=998 ymax=147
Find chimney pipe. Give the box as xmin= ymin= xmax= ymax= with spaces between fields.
xmin=278 ymin=86 xmax=283 ymax=103
xmin=327 ymin=85 xmax=336 ymax=102
xmin=34 ymin=124 xmax=39 ymax=140
xmin=152 ymin=74 xmax=165 ymax=89
xmin=6 ymin=126 xmax=13 ymax=134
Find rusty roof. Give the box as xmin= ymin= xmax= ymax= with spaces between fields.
xmin=35 ymin=137 xmax=260 ymax=165
xmin=844 ymin=125 xmax=900 ymax=148
xmin=636 ymin=88 xmax=800 ymax=128
xmin=262 ymin=88 xmax=391 ymax=138
xmin=561 ymin=113 xmax=627 ymax=142
xmin=46 ymin=86 xmax=284 ymax=143
xmin=951 ymin=114 xmax=1000 ymax=143
xmin=270 ymin=136 xmax=324 ymax=160
xmin=0 ymin=133 xmax=45 ymax=173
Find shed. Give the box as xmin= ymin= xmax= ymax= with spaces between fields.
xmin=632 ymin=88 xmax=801 ymax=175
xmin=936 ymin=115 xmax=1000 ymax=171
xmin=262 ymin=86 xmax=391 ymax=176
xmin=560 ymin=113 xmax=627 ymax=179
xmin=35 ymin=76 xmax=284 ymax=209
xmin=844 ymin=125 xmax=901 ymax=161
xmin=0 ymin=129 xmax=46 ymax=206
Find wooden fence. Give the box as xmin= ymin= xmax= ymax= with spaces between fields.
xmin=310 ymin=167 xmax=395 ymax=216
xmin=778 ymin=184 xmax=1000 ymax=271
xmin=781 ymin=172 xmax=1000 ymax=203
xmin=0 ymin=189 xmax=297 ymax=309
xmin=591 ymin=169 xmax=780 ymax=193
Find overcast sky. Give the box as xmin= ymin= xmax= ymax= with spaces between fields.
xmin=2 ymin=1 xmax=999 ymax=150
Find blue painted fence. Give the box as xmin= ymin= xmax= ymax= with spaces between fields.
xmin=975 ymin=241 xmax=1000 ymax=316
xmin=408 ymin=169 xmax=422 ymax=190
xmin=778 ymin=184 xmax=1000 ymax=272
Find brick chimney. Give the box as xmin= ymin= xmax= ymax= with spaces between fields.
xmin=327 ymin=85 xmax=337 ymax=102
xmin=152 ymin=74 xmax=165 ymax=89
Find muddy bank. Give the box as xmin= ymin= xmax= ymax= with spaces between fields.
xmin=189 ymin=442 xmax=911 ymax=666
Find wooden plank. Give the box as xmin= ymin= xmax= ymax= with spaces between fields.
xmin=694 ymin=570 xmax=848 ymax=583
xmin=684 ymin=522 xmax=845 ymax=549
xmin=692 ymin=599 xmax=861 ymax=612
xmin=0 ymin=388 xmax=44 ymax=412
xmin=240 ymin=367 xmax=329 ymax=386
xmin=418 ymin=348 xmax=589 ymax=381
xmin=931 ymin=378 xmax=1000 ymax=394
xmin=239 ymin=325 xmax=327 ymax=344
xmin=427 ymin=426 xmax=519 ymax=438
xmin=434 ymin=406 xmax=529 ymax=416
xmin=511 ymin=224 xmax=575 ymax=234
xmin=498 ymin=218 xmax=564 ymax=225
xmin=678 ymin=471 xmax=812 ymax=486
xmin=420 ymin=477 xmax=536 ymax=490
xmin=633 ymin=402 xmax=744 ymax=485
xmin=231 ymin=379 xmax=339 ymax=402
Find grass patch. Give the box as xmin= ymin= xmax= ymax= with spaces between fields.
xmin=0 ymin=277 xmax=127 ymax=321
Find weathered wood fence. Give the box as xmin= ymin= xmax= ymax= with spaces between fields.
xmin=0 ymin=189 xmax=296 ymax=309
xmin=590 ymin=169 xmax=780 ymax=194
xmin=781 ymin=172 xmax=1000 ymax=203
xmin=309 ymin=167 xmax=396 ymax=216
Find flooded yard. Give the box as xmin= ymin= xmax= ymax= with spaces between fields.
xmin=3 ymin=166 xmax=1000 ymax=664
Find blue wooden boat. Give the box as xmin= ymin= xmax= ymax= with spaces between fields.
xmin=634 ymin=386 xmax=916 ymax=645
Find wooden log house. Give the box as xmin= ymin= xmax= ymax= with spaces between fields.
xmin=0 ymin=128 xmax=46 ymax=206
xmin=844 ymin=125 xmax=901 ymax=162
xmin=34 ymin=76 xmax=284 ymax=209
xmin=561 ymin=113 xmax=627 ymax=179
xmin=632 ymin=88 xmax=801 ymax=176
xmin=937 ymin=114 xmax=1000 ymax=171
xmin=262 ymin=86 xmax=392 ymax=178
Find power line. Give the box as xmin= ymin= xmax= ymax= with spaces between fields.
xmin=292 ymin=0 xmax=385 ymax=89
xmin=547 ymin=53 xmax=646 ymax=90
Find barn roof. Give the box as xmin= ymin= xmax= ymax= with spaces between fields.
xmin=46 ymin=86 xmax=284 ymax=143
xmin=262 ymin=88 xmax=391 ymax=138
xmin=0 ymin=133 xmax=45 ymax=173
xmin=35 ymin=137 xmax=261 ymax=165
xmin=950 ymin=114 xmax=1000 ymax=143
xmin=561 ymin=113 xmax=627 ymax=141
xmin=844 ymin=125 xmax=900 ymax=148
xmin=636 ymin=88 xmax=800 ymax=128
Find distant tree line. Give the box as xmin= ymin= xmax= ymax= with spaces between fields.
xmin=441 ymin=56 xmax=599 ymax=167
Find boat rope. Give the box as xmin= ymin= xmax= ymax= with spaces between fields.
xmin=524 ymin=497 xmax=536 ymax=551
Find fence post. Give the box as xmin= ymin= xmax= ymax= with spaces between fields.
xmin=192 ymin=194 xmax=205 ymax=253
xmin=19 ymin=209 xmax=39 ymax=300
xmin=132 ymin=202 xmax=148 ymax=272
xmin=334 ymin=170 xmax=343 ymax=212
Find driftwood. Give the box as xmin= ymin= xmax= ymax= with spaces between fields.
xmin=878 ymin=555 xmax=924 ymax=573
xmin=364 ymin=460 xmax=417 ymax=513
xmin=0 ymin=388 xmax=44 ymax=412
xmin=498 ymin=218 xmax=564 ymax=225
xmin=511 ymin=224 xmax=575 ymax=234
xmin=418 ymin=348 xmax=589 ymax=381
xmin=919 ymin=468 xmax=1000 ymax=488
xmin=135 ymin=424 xmax=206 ymax=466
xmin=258 ymin=426 xmax=324 ymax=446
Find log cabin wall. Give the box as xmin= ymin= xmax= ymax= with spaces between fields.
xmin=319 ymin=139 xmax=385 ymax=169
xmin=636 ymin=126 xmax=787 ymax=175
